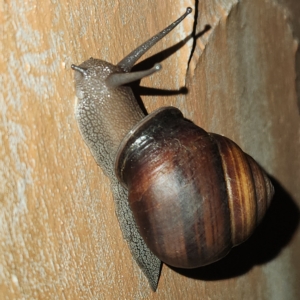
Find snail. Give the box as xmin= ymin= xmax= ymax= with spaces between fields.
xmin=71 ymin=7 xmax=274 ymax=291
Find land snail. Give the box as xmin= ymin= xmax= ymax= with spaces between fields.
xmin=71 ymin=7 xmax=274 ymax=290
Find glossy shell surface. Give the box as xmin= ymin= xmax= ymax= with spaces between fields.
xmin=116 ymin=107 xmax=274 ymax=268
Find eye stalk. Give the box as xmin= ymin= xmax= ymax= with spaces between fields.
xmin=71 ymin=64 xmax=88 ymax=76
xmin=117 ymin=7 xmax=192 ymax=72
xmin=106 ymin=63 xmax=162 ymax=88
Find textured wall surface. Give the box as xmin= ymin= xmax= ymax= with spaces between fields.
xmin=1 ymin=0 xmax=299 ymax=299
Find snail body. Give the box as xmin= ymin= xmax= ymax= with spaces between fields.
xmin=72 ymin=7 xmax=273 ymax=290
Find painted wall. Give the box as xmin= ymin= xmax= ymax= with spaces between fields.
xmin=1 ymin=0 xmax=299 ymax=299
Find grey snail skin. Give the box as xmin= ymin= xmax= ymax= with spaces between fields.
xmin=71 ymin=7 xmax=274 ymax=291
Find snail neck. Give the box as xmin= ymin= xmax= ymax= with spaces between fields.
xmin=75 ymin=86 xmax=145 ymax=178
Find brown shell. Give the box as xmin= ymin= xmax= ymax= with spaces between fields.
xmin=115 ymin=107 xmax=274 ymax=268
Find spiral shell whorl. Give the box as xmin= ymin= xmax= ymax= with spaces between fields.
xmin=115 ymin=107 xmax=274 ymax=268
xmin=211 ymin=134 xmax=274 ymax=246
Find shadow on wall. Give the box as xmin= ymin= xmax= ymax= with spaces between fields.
xmin=128 ymin=25 xmax=211 ymax=114
xmin=171 ymin=176 xmax=300 ymax=280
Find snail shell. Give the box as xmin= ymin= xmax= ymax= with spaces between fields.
xmin=115 ymin=107 xmax=274 ymax=268
xmin=72 ymin=7 xmax=274 ymax=290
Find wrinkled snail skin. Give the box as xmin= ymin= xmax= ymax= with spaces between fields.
xmin=73 ymin=58 xmax=161 ymax=291
xmin=73 ymin=59 xmax=145 ymax=177
xmin=72 ymin=7 xmax=274 ymax=290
